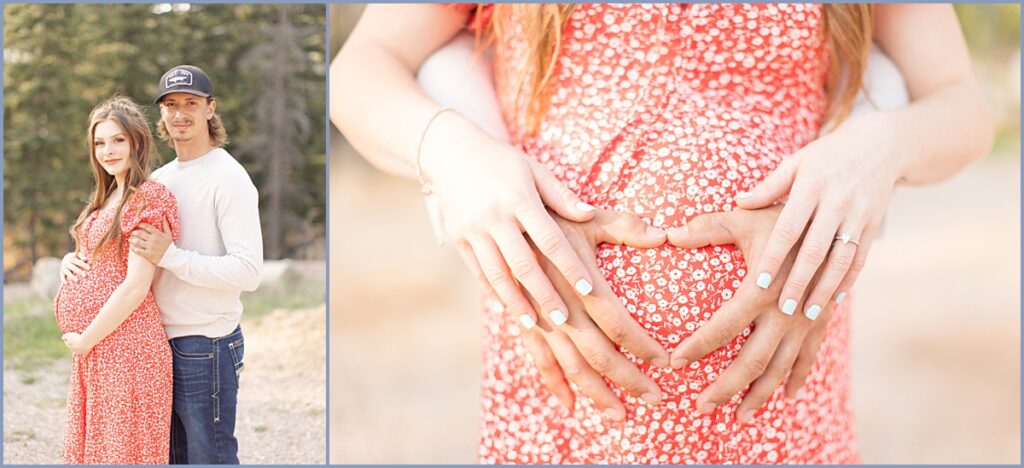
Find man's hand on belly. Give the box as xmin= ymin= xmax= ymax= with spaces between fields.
xmin=667 ymin=205 xmax=836 ymax=423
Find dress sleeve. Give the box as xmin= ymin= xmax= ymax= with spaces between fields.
xmin=119 ymin=181 xmax=180 ymax=243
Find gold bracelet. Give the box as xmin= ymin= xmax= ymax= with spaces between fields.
xmin=415 ymin=107 xmax=455 ymax=195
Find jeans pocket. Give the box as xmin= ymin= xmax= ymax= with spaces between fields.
xmin=170 ymin=337 xmax=216 ymax=360
xmin=227 ymin=337 xmax=244 ymax=378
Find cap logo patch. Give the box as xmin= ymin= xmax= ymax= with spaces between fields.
xmin=166 ymin=69 xmax=193 ymax=88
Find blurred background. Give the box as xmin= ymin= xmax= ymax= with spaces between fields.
xmin=3 ymin=4 xmax=326 ymax=464
xmin=330 ymin=3 xmax=1020 ymax=464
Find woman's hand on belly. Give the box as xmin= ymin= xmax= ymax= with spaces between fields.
xmin=667 ymin=205 xmax=836 ymax=423
xmin=734 ymin=125 xmax=900 ymax=322
xmin=513 ymin=209 xmax=670 ymax=420
xmin=59 ymin=252 xmax=91 ymax=284
xmin=428 ymin=135 xmax=600 ymax=330
xmin=61 ymin=332 xmax=93 ymax=358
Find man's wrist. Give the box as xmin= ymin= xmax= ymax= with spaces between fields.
xmin=156 ymin=243 xmax=176 ymax=268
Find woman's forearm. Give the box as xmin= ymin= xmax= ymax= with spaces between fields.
xmin=78 ymin=253 xmax=157 ymax=349
xmin=857 ymin=79 xmax=993 ymax=186
xmin=78 ymin=280 xmax=150 ymax=349
xmin=330 ymin=5 xmax=494 ymax=181
xmin=866 ymin=4 xmax=995 ymax=186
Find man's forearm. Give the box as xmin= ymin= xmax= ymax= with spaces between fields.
xmin=159 ymin=243 xmax=262 ymax=292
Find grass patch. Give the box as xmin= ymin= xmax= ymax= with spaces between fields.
xmin=8 ymin=430 xmax=37 ymax=442
xmin=254 ymin=425 xmax=268 ymax=433
xmin=4 ymin=275 xmax=324 ymax=370
xmin=240 ymin=277 xmax=326 ymax=321
xmin=3 ymin=297 xmax=67 ymax=371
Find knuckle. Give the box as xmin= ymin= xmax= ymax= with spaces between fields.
xmin=507 ymin=257 xmax=538 ymax=280
xmin=764 ymin=363 xmax=789 ymax=382
xmin=849 ymin=256 xmax=867 ymax=274
xmin=830 ymin=251 xmax=855 ymax=272
xmin=623 ymin=377 xmax=649 ymax=395
xmin=481 ymin=266 xmax=511 ymax=287
xmin=532 ymin=231 xmax=565 ymax=256
xmin=697 ymin=328 xmax=731 ymax=355
xmin=774 ymin=220 xmax=804 ymax=243
xmin=786 ymin=276 xmax=810 ymax=292
xmin=743 ymin=356 xmax=770 ymax=377
xmin=801 ymin=244 xmax=829 ymax=265
xmin=584 ymin=349 xmax=612 ymax=372
xmin=604 ymin=322 xmax=629 ymax=344
xmin=562 ymin=360 xmax=584 ymax=377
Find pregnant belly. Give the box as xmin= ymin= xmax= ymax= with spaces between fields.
xmin=54 ymin=273 xmax=118 ymax=333
xmin=597 ymin=242 xmax=747 ymax=345
xmin=595 ymin=241 xmax=755 ymax=401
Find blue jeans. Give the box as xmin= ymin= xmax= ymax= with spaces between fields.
xmin=168 ymin=326 xmax=244 ymax=464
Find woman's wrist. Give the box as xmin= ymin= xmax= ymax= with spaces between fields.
xmin=418 ymin=110 xmax=500 ymax=187
xmin=840 ymin=110 xmax=915 ymax=186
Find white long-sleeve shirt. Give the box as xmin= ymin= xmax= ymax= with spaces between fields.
xmin=151 ymin=148 xmax=263 ymax=339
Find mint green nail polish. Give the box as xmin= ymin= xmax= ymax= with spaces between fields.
xmin=737 ymin=191 xmax=753 ymax=199
xmin=756 ymin=272 xmax=772 ymax=289
xmin=549 ymin=309 xmax=568 ymax=326
xmin=781 ymin=299 xmax=797 ymax=315
xmin=805 ymin=304 xmax=822 ymax=320
xmin=575 ymin=279 xmax=593 ymax=296
xmin=835 ymin=291 xmax=847 ymax=304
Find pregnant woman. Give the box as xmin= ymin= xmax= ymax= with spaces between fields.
xmin=56 ymin=96 xmax=180 ymax=464
xmin=332 ymin=4 xmax=991 ymax=463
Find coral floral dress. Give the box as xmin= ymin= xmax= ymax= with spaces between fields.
xmin=463 ymin=3 xmax=859 ymax=464
xmin=55 ymin=180 xmax=180 ymax=464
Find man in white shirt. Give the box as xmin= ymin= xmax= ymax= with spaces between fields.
xmin=131 ymin=65 xmax=263 ymax=464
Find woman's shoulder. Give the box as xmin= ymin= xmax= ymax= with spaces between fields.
xmin=133 ymin=180 xmax=177 ymax=207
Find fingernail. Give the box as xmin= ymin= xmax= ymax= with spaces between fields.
xmin=756 ymin=272 xmax=772 ymax=289
xmin=549 ymin=309 xmax=567 ymax=326
xmin=640 ymin=392 xmax=660 ymax=405
xmin=736 ymin=191 xmax=753 ymax=199
xmin=576 ymin=202 xmax=595 ymax=212
xmin=804 ymin=304 xmax=822 ymax=320
xmin=738 ymin=409 xmax=755 ymax=423
xmin=781 ymin=299 xmax=797 ymax=315
xmin=671 ymin=357 xmax=689 ymax=369
xmin=835 ymin=291 xmax=847 ymax=304
xmin=697 ymin=401 xmax=716 ymax=414
xmin=518 ymin=314 xmax=536 ymax=330
xmin=603 ymin=407 xmax=624 ymax=421
xmin=574 ymin=279 xmax=593 ymax=296
xmin=651 ymin=356 xmax=670 ymax=369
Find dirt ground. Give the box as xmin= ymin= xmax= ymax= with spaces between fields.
xmin=330 ymin=137 xmax=1020 ymax=464
xmin=3 ymin=305 xmax=326 ymax=464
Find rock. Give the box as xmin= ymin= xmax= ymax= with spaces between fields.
xmin=260 ymin=260 xmax=325 ymax=288
xmin=30 ymin=257 xmax=61 ymax=300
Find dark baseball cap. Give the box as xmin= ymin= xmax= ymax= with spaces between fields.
xmin=154 ymin=65 xmax=213 ymax=103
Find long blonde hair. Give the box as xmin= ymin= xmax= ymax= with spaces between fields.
xmin=477 ymin=4 xmax=873 ymax=135
xmin=70 ymin=96 xmax=157 ymax=255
